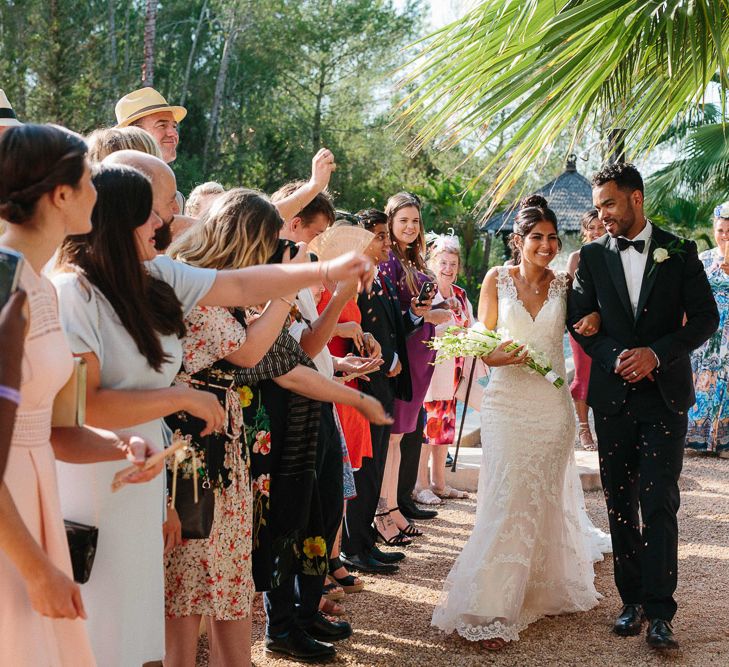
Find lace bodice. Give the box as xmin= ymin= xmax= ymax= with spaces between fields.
xmin=495 ymin=267 xmax=570 ymax=379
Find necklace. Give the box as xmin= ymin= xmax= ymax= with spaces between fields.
xmin=516 ymin=269 xmax=549 ymax=295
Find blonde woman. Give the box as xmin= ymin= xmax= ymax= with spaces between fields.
xmin=416 ymin=233 xmax=474 ymax=503
xmin=86 ymin=126 xmax=163 ymax=162
xmin=185 ymin=181 xmax=225 ymax=219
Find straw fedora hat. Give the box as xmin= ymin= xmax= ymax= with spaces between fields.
xmin=115 ymin=87 xmax=187 ymax=128
xmin=0 ymin=89 xmax=21 ymax=127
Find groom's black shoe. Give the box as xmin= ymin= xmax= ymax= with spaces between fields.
xmin=646 ymin=619 xmax=679 ymax=651
xmin=612 ymin=604 xmax=645 ymax=636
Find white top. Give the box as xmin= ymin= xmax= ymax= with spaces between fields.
xmin=617 ymin=220 xmax=652 ymax=315
xmin=52 ymin=255 xmax=216 ymax=667
xmin=289 ymin=287 xmax=335 ymax=379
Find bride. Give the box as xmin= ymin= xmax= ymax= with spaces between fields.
xmin=432 ymin=195 xmax=610 ymax=650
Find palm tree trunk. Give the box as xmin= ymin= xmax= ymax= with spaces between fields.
xmin=142 ymin=0 xmax=157 ymax=87
xmin=180 ymin=0 xmax=209 ymax=108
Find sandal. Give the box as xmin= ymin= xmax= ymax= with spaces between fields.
xmin=374 ymin=511 xmax=413 ymax=547
xmin=400 ymin=523 xmax=423 ymax=538
xmin=432 ymin=485 xmax=469 ymax=500
xmin=578 ymin=422 xmax=597 ymax=451
xmin=319 ymin=597 xmax=346 ymax=616
xmin=414 ymin=488 xmax=443 ymax=505
xmin=328 ymin=558 xmax=365 ymax=593
xmin=322 ymin=581 xmax=345 ymax=601
xmin=390 ymin=507 xmax=423 ymax=537
xmin=481 ymin=638 xmax=507 ymax=651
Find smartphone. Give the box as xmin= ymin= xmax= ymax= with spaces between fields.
xmin=267 ymin=239 xmax=299 ymax=264
xmin=416 ymin=281 xmax=436 ymax=305
xmin=0 ymin=248 xmax=24 ymax=309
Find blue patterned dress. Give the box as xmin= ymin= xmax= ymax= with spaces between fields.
xmin=687 ymin=247 xmax=729 ymax=453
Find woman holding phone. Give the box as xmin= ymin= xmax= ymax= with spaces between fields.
xmin=375 ymin=193 xmax=451 ymax=545
xmin=686 ymin=201 xmax=729 ymax=457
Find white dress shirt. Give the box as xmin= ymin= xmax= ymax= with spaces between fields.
xmin=614 ymin=219 xmax=659 ymax=369
xmin=617 ymin=220 xmax=652 ymax=316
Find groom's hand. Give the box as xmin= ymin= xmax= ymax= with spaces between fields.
xmin=616 ymin=348 xmax=658 ymax=383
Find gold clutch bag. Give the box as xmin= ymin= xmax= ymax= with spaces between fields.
xmin=52 ymin=357 xmax=87 ymax=427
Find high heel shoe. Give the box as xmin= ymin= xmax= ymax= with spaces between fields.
xmin=374 ymin=511 xmax=412 ymax=547
xmin=390 ymin=507 xmax=423 ymax=537
xmin=328 ymin=557 xmax=364 ymax=593
xmin=578 ymin=422 xmax=597 ymax=451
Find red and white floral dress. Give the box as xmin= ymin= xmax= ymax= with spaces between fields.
xmin=164 ymin=305 xmax=254 ymax=620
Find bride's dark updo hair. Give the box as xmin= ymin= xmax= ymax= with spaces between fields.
xmin=508 ymin=194 xmax=561 ymax=264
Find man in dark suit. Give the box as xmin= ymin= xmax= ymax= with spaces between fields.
xmin=340 ymin=209 xmax=416 ymax=574
xmin=568 ymin=163 xmax=718 ymax=651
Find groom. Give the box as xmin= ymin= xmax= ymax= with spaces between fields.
xmin=568 ymin=163 xmax=718 ymax=651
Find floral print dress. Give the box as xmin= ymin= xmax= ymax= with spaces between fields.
xmin=164 ymin=305 xmax=254 ymax=620
xmin=687 ymin=247 xmax=729 ymax=453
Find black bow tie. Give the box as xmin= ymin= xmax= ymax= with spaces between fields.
xmin=616 ymin=237 xmax=645 ymax=253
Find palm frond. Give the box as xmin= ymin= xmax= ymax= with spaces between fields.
xmin=648 ymin=123 xmax=729 ymax=199
xmin=400 ymin=0 xmax=729 ymax=212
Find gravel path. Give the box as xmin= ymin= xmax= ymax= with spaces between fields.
xmin=198 ymin=452 xmax=729 ymax=665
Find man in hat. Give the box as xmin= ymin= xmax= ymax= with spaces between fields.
xmin=0 ymin=90 xmax=22 ymax=136
xmin=115 ymin=87 xmax=186 ymax=165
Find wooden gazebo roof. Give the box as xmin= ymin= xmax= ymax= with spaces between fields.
xmin=481 ymin=155 xmax=593 ymax=233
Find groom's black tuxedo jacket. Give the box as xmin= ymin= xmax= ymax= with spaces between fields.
xmin=568 ymin=225 xmax=719 ymax=415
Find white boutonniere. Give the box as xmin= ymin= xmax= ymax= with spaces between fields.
xmin=653 ymin=247 xmax=669 ymax=263
xmin=648 ymin=239 xmax=686 ymax=276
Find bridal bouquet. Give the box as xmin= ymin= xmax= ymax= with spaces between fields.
xmin=428 ymin=323 xmax=564 ymax=389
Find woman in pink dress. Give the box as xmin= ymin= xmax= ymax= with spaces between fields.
xmin=0 ymin=124 xmax=161 ymax=666
xmin=566 ymin=209 xmax=605 ymax=450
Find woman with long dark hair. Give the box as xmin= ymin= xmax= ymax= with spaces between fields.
xmin=52 ymin=163 xmax=374 ymax=667
xmin=0 ymin=124 xmax=161 ymax=666
xmin=375 ymin=193 xmax=450 ymax=545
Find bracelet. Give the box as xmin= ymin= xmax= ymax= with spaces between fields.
xmin=0 ymin=385 xmax=21 ymax=405
xmin=318 ymin=262 xmax=330 ymax=282
xmin=280 ymin=297 xmax=295 ymax=308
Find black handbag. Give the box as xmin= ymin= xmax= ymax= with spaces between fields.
xmin=64 ymin=520 xmax=98 ymax=584
xmin=174 ymin=475 xmax=215 ymax=539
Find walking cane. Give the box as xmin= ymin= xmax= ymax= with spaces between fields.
xmin=451 ymin=357 xmax=477 ymax=473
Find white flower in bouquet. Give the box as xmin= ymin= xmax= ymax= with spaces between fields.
xmin=427 ymin=324 xmax=564 ymax=389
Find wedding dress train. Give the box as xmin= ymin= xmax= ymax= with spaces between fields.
xmin=432 ymin=268 xmax=606 ymax=642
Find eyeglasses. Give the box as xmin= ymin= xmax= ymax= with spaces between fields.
xmin=715 ymin=203 xmax=729 ymax=219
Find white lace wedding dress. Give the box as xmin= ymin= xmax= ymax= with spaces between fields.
xmin=432 ymin=268 xmax=608 ymax=643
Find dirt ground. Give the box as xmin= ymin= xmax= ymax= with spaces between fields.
xmin=198 ymin=452 xmax=729 ymax=666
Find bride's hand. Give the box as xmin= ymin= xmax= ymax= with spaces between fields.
xmin=574 ymin=311 xmax=601 ymax=337
xmin=482 ymin=341 xmax=528 ymax=367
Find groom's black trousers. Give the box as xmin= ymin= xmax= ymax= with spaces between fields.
xmin=593 ymin=382 xmax=686 ymax=622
